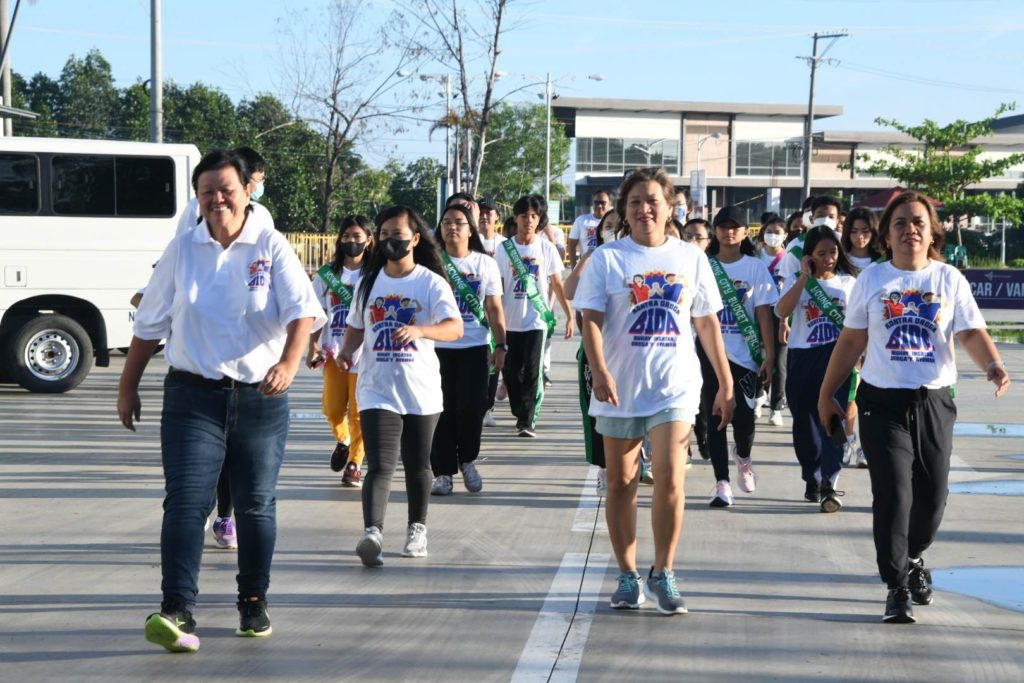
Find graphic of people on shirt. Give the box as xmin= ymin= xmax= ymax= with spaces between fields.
xmin=512 ymin=256 xmax=542 ymax=297
xmin=717 ymin=280 xmax=751 ymax=330
xmin=396 ymin=297 xmax=422 ymax=324
xmin=370 ymin=296 xmax=388 ymax=323
xmin=328 ymin=287 xmax=353 ymax=338
xmin=370 ymin=294 xmax=421 ymax=357
xmin=449 ymin=270 xmax=483 ymax=321
xmin=881 ymin=288 xmax=937 ymax=359
xmin=803 ymin=293 xmax=844 ymax=346
xmin=247 ymin=258 xmax=272 ymax=290
xmin=629 ymin=274 xmax=651 ymax=305
xmin=626 ymin=271 xmax=687 ymax=344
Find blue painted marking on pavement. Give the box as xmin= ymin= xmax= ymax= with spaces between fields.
xmin=931 ymin=567 xmax=1024 ymax=613
xmin=952 ymin=423 xmax=1024 ymax=438
xmin=948 ymin=480 xmax=1024 ymax=496
xmin=290 ymin=412 xmax=324 ymax=421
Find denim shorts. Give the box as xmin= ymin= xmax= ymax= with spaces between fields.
xmin=595 ymin=407 xmax=695 ymax=440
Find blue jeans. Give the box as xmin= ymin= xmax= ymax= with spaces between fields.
xmin=159 ymin=373 xmax=289 ymax=608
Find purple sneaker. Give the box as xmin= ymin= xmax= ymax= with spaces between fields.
xmin=212 ymin=517 xmax=237 ymax=549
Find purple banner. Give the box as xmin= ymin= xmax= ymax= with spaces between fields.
xmin=964 ymin=269 xmax=1024 ymax=309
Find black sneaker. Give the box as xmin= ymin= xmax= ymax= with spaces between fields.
xmin=819 ymin=482 xmax=843 ymax=513
xmin=804 ymin=481 xmax=820 ymax=503
xmin=330 ymin=442 xmax=349 ymax=472
xmin=144 ymin=599 xmax=200 ymax=653
xmin=236 ymin=596 xmax=273 ymax=637
xmin=697 ymin=439 xmax=710 ymax=460
xmin=909 ymin=558 xmax=934 ymax=605
xmin=883 ymin=587 xmax=916 ymax=624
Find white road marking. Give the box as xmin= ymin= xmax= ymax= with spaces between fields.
xmin=572 ymin=466 xmax=608 ymax=534
xmin=511 ymin=551 xmax=610 ymax=682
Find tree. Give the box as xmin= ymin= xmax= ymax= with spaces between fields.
xmin=476 ymin=102 xmax=570 ymax=210
xmin=112 ymin=81 xmax=151 ymax=141
xmin=279 ymin=0 xmax=423 ymax=232
xmin=389 ymin=156 xmax=444 ymax=224
xmin=334 ymin=162 xmax=396 ymax=220
xmin=163 ymin=82 xmax=239 ymax=151
xmin=859 ymin=103 xmax=1024 ymax=245
xmin=54 ymin=49 xmax=119 ymax=138
xmin=399 ymin=0 xmax=514 ymax=196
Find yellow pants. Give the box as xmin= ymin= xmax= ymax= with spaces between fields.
xmin=322 ymin=361 xmax=364 ymax=466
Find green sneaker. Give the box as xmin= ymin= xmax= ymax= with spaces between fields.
xmin=144 ymin=602 xmax=200 ymax=653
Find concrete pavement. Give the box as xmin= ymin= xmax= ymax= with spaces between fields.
xmin=0 ymin=336 xmax=1022 ymax=682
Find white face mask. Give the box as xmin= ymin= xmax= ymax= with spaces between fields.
xmin=812 ymin=215 xmax=838 ymax=231
xmin=601 ymin=229 xmax=616 ymax=243
xmin=763 ymin=232 xmax=785 ymax=248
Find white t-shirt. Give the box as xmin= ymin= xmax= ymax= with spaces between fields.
xmin=845 ymin=260 xmax=986 ymax=389
xmin=711 ymin=254 xmax=780 ymax=371
xmin=777 ymin=235 xmax=805 ymax=281
xmin=313 ymin=266 xmax=363 ymax=370
xmin=134 ymin=214 xmax=326 ymax=383
xmin=495 ymin=237 xmax=563 ymax=332
xmin=480 ymin=233 xmax=507 ymax=257
xmin=778 ymin=273 xmax=857 ymax=349
xmin=569 ymin=213 xmax=601 ymax=256
xmin=849 ymin=255 xmax=876 ymax=273
xmin=346 ymin=265 xmax=461 ymax=414
xmin=757 ymin=249 xmax=787 ymax=292
xmin=575 ymin=236 xmax=722 ymax=418
xmin=436 ymin=251 xmax=503 ymax=349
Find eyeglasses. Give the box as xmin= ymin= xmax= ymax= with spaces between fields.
xmin=441 ymin=220 xmax=470 ymax=229
xmin=682 ymin=233 xmax=708 ymax=242
xmin=592 ymin=200 xmax=608 ymax=207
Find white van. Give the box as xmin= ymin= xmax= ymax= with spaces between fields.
xmin=0 ymin=137 xmax=201 ymax=392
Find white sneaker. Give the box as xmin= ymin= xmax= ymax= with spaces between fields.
xmin=461 ymin=461 xmax=483 ymax=492
xmin=710 ymin=480 xmax=733 ymax=508
xmin=596 ymin=468 xmax=607 ymax=495
xmin=356 ymin=526 xmax=384 ymax=567
xmin=496 ymin=382 xmax=508 ymax=401
xmin=856 ymin=448 xmax=868 ymax=468
xmin=431 ymin=474 xmax=454 ymax=496
xmin=842 ymin=441 xmax=855 ymax=466
xmin=733 ymin=446 xmax=757 ymax=493
xmin=769 ymin=410 xmax=784 ymax=427
xmin=754 ymin=391 xmax=767 ymax=419
xmin=402 ymin=522 xmax=428 ymax=558
xmin=483 ymin=410 xmax=497 ymax=427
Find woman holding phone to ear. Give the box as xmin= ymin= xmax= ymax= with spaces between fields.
xmin=818 ymin=190 xmax=1009 ymax=624
xmin=775 ymin=226 xmax=857 ymax=512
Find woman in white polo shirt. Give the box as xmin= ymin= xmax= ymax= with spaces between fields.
xmin=117 ymin=149 xmax=326 ymax=653
xmin=576 ymin=167 xmax=734 ymax=616
xmin=819 ymin=190 xmax=1010 ymax=625
xmin=428 ymin=203 xmax=506 ymax=495
xmin=338 ymin=206 xmax=462 ymax=568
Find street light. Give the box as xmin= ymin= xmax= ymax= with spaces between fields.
xmin=543 ymin=72 xmax=604 ymax=209
xmin=629 ymin=138 xmax=666 ymax=166
xmin=410 ymin=72 xmax=454 ymax=196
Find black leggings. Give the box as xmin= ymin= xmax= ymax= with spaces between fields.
xmin=698 ymin=342 xmax=756 ymax=482
xmin=360 ymin=409 xmax=440 ymax=531
xmin=431 ymin=346 xmax=489 ymax=476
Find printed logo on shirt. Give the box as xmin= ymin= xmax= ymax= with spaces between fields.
xmin=716 ymin=279 xmax=751 ymax=335
xmin=803 ymin=296 xmax=844 ymax=346
xmin=247 ymin=258 xmax=272 ymax=290
xmin=448 ymin=269 xmax=483 ymax=323
xmin=512 ymin=256 xmax=541 ymax=299
xmin=625 ymin=271 xmax=688 ymax=348
xmin=880 ymin=289 xmax=943 ymax=363
xmin=370 ymin=294 xmax=422 ymax=362
xmin=585 ymin=226 xmax=598 ymax=251
xmin=328 ymin=287 xmax=353 ymax=338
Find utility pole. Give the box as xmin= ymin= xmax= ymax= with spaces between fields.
xmin=800 ymin=30 xmax=847 ymax=200
xmin=0 ymin=0 xmax=23 ymax=137
xmin=444 ymin=73 xmax=451 ymax=198
xmin=150 ymin=0 xmax=163 ymax=143
xmin=544 ymin=71 xmax=552 ymax=207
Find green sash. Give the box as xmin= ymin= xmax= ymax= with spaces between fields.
xmin=709 ymin=257 xmax=763 ymax=367
xmin=789 ymin=236 xmax=805 ymax=260
xmin=803 ymin=276 xmax=845 ymax=330
xmin=441 ymin=251 xmax=495 ymax=353
xmin=316 ymin=264 xmax=353 ymax=306
xmin=502 ymin=239 xmax=557 ymax=337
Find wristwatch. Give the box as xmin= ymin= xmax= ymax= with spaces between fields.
xmin=495 ymin=343 xmax=509 ymax=351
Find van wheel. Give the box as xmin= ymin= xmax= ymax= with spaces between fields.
xmin=10 ymin=315 xmax=94 ymax=393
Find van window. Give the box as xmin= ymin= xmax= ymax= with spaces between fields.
xmin=0 ymin=153 xmax=40 ymax=214
xmin=50 ymin=154 xmax=176 ymax=217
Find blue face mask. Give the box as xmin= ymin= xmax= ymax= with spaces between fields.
xmin=675 ymin=206 xmax=687 ymax=221
xmin=250 ymin=182 xmax=265 ymax=201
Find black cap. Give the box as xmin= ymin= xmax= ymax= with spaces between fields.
xmin=477 ymin=196 xmax=499 ymax=213
xmin=712 ymin=205 xmax=746 ymax=228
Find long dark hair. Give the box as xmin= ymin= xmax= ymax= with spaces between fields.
xmin=356 ymin=206 xmax=444 ymax=312
xmin=804 ymin=225 xmax=857 ymax=276
xmin=329 ymin=215 xmax=372 ymax=273
xmin=842 ymin=207 xmax=884 ymax=260
xmin=435 ymin=204 xmax=486 ymax=254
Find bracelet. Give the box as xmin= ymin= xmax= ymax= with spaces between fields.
xmin=986 ymin=360 xmax=1007 ymax=372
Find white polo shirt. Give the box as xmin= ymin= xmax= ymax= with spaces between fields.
xmin=176 ymin=196 xmax=275 ymax=236
xmin=134 ymin=211 xmax=326 ymax=383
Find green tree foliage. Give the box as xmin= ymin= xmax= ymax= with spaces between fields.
xmin=389 ymin=157 xmax=444 ymax=224
xmin=163 ymin=82 xmax=239 ymax=151
xmin=860 ymin=103 xmax=1024 ymax=244
xmin=334 ymin=163 xmax=396 ymax=221
xmin=54 ymin=49 xmax=118 ymax=138
xmin=476 ymin=102 xmax=570 ymax=212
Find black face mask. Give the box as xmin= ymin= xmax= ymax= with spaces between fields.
xmin=340 ymin=242 xmax=366 ymax=258
xmin=380 ymin=238 xmax=412 ymax=261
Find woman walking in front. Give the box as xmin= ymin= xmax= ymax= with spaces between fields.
xmin=818 ymin=190 xmax=1009 ymax=624
xmin=338 ymin=207 xmax=462 ymax=567
xmin=576 ymin=168 xmax=733 ymax=615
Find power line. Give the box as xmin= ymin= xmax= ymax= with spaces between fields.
xmin=834 ymin=60 xmax=1024 ymax=96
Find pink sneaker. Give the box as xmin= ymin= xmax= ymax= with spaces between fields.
xmin=212 ymin=517 xmax=237 ymax=549
xmin=733 ymin=446 xmax=757 ymax=493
